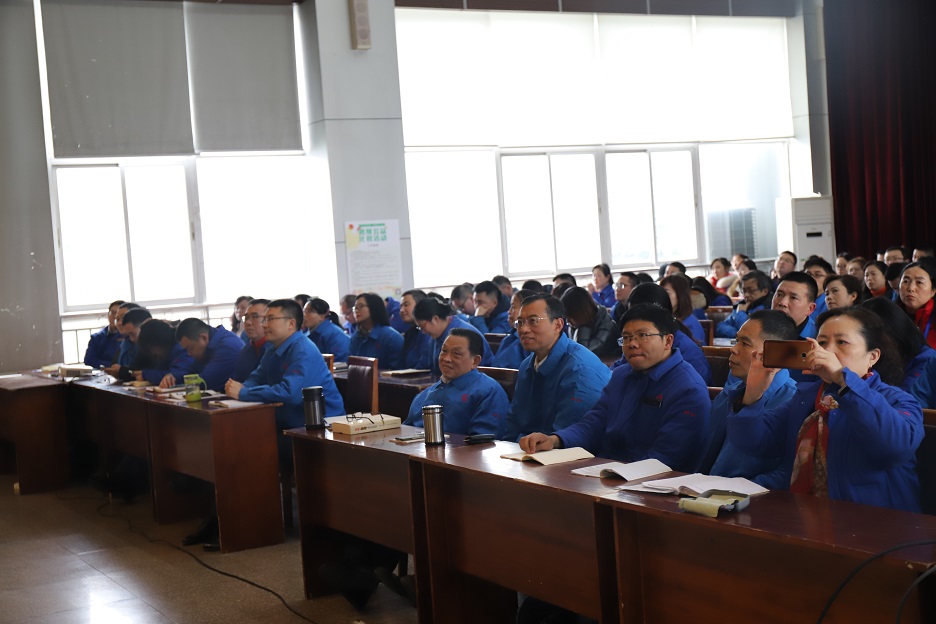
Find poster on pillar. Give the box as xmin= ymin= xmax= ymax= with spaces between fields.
xmin=344 ymin=220 xmax=403 ymax=298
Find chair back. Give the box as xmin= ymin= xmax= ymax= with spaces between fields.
xmin=701 ymin=346 xmax=732 ymax=387
xmin=346 ymin=356 xmax=379 ymax=414
xmin=322 ymin=353 xmax=335 ymax=375
xmin=485 ymin=333 xmax=507 ymax=355
xmin=705 ymin=306 xmax=734 ymax=325
xmin=918 ymin=409 xmax=936 ymax=515
xmin=478 ymin=366 xmax=519 ymax=402
xmin=698 ymin=319 xmax=714 ymax=346
xmin=708 ymin=386 xmax=723 ymax=400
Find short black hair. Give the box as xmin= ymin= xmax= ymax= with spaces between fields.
xmin=450 ymin=283 xmax=474 ymax=302
xmin=474 ymin=280 xmax=501 ymax=299
xmin=553 ymin=273 xmax=576 ymax=285
xmin=746 ymin=309 xmax=799 ymax=341
xmin=491 ymin=275 xmax=511 ymax=288
xmin=803 ymin=256 xmax=834 ymax=274
xmin=666 ymin=261 xmax=687 ymax=274
xmin=118 ymin=301 xmax=141 ymax=311
xmin=413 ymin=297 xmax=453 ymax=323
xmin=122 ymin=308 xmax=152 ymax=327
xmin=109 ymin=299 xmax=126 ymax=309
xmin=519 ymin=293 xmax=565 ymax=322
xmin=634 ymin=273 xmax=655 ymax=285
xmin=521 ymin=279 xmax=545 ymax=293
xmin=778 ymin=250 xmax=798 ymax=265
xmin=249 ymin=298 xmax=271 ymax=308
xmin=742 ymin=270 xmax=772 ymax=293
xmin=340 ymin=294 xmax=357 ymax=309
xmin=136 ymin=319 xmax=176 ymax=356
xmin=175 ymin=317 xmax=210 ymax=341
xmin=626 ymin=283 xmax=673 ymax=313
xmin=402 ymin=289 xmax=427 ymax=304
xmin=777 ymin=271 xmax=818 ymax=303
xmin=885 ymin=262 xmax=908 ymax=282
xmin=268 ymin=298 xmax=303 ymax=329
xmin=294 ymin=294 xmax=312 ymax=307
xmin=448 ymin=327 xmax=484 ymax=358
xmin=621 ymin=303 xmax=678 ymax=337
xmin=740 ymin=259 xmax=758 ymax=272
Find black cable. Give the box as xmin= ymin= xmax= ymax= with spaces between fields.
xmin=89 ymin=499 xmax=320 ymax=624
xmin=895 ymin=563 xmax=936 ymax=623
xmin=816 ymin=539 xmax=936 ymax=623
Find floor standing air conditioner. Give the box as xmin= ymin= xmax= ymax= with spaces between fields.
xmin=775 ymin=196 xmax=836 ymax=262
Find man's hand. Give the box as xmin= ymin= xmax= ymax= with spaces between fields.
xmin=103 ymin=364 xmax=120 ymax=376
xmin=133 ymin=371 xmax=144 ymax=382
xmin=159 ymin=374 xmax=176 ymax=389
xmin=519 ymin=432 xmax=560 ymax=454
xmin=225 ymin=379 xmax=243 ymax=400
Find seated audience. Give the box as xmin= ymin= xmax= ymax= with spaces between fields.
xmin=225 ymin=299 xmax=345 ymax=468
xmin=450 ymin=283 xmax=477 ymax=322
xmin=663 ymin=261 xmax=687 ymax=278
xmin=884 ymin=246 xmax=908 ymax=265
xmin=861 ymin=297 xmax=935 ymax=392
xmin=864 ymin=260 xmax=892 ymax=299
xmin=709 ymin=257 xmax=730 ymax=290
xmin=84 ymin=299 xmax=125 ymax=368
xmin=521 ymin=279 xmax=545 ymax=293
xmin=104 ymin=302 xmax=142 ymax=375
xmin=611 ymin=272 xmax=640 ymax=323
xmin=339 ymin=294 xmax=357 ymax=335
xmin=897 ymin=260 xmax=936 ymax=349
xmin=348 ymin=293 xmax=404 ymax=369
xmin=772 ymin=250 xmax=797 ymax=286
xmin=472 ymin=280 xmax=512 ymax=334
xmin=304 ymin=298 xmax=351 ymax=363
xmin=396 ymin=289 xmax=432 ymax=369
xmin=550 ymin=281 xmax=573 ymax=301
xmin=519 ymin=303 xmax=710 ymax=473
xmin=552 ymin=273 xmax=576 ymax=289
xmin=384 ymin=296 xmax=410 ymax=333
xmin=233 ymin=299 xmax=271 ymax=382
xmin=803 ymin=256 xmax=834 ymax=322
xmin=823 ymin=274 xmax=863 ymax=310
xmin=913 ymin=246 xmax=933 ymax=263
xmin=725 ymin=258 xmax=758 ymax=298
xmin=692 ymin=276 xmax=732 ymax=310
xmin=492 ymin=288 xmax=534 ymax=370
xmin=405 ymin=329 xmax=509 ymax=436
xmin=772 ymin=271 xmax=818 ymax=339
xmin=912 ymin=355 xmax=936 ymax=409
xmin=133 ymin=319 xmax=195 ymax=388
xmin=886 ymin=262 xmax=908 ymax=295
xmin=835 ymin=252 xmax=851 ymax=276
xmin=501 ymin=295 xmax=610 ymax=441
xmin=728 ymin=307 xmax=922 ymax=512
xmin=561 ymin=286 xmax=620 ymax=358
xmin=661 ymin=274 xmax=705 ymax=344
xmin=230 ymin=295 xmax=252 ymax=343
xmin=715 ymin=270 xmax=772 ymax=339
xmin=413 ymin=298 xmax=493 ymax=376
xmin=730 ymin=253 xmax=750 ymax=273
xmin=109 ymin=307 xmax=151 ymax=381
xmin=699 ymin=311 xmax=800 ymax=488
xmin=493 ymin=275 xmax=514 ymax=299
xmin=587 ymin=263 xmax=615 ymax=308
xmin=174 ymin=318 xmax=244 ymax=391
xmin=846 ymin=256 xmax=867 ymax=280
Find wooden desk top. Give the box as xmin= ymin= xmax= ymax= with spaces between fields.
xmin=286 ymin=423 xmax=466 ymax=458
xmin=71 ymin=375 xmax=278 ymax=413
xmin=0 ymin=373 xmax=64 ymax=391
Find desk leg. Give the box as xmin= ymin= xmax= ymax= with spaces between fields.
xmin=9 ymin=386 xmax=68 ymax=494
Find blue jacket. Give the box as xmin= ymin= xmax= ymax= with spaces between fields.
xmin=349 ymin=324 xmax=404 ymax=370
xmin=467 ymin=315 xmax=489 ymax=333
xmin=788 ymin=316 xmax=819 ymax=382
xmin=682 ymin=313 xmax=706 ymax=345
xmin=502 ymin=333 xmax=611 ymax=441
xmin=240 ymin=331 xmax=345 ymax=432
xmin=386 ymin=297 xmax=411 ymax=334
xmin=401 ymin=326 xmax=434 ymax=370
xmin=703 ymin=369 xmax=799 ymax=489
xmin=233 ymin=338 xmax=271 ymax=382
xmin=715 ymin=298 xmax=769 ymax=339
xmin=310 ymin=320 xmax=350 ymax=363
xmin=117 ymin=339 xmax=136 ymax=367
xmin=140 ymin=344 xmax=195 ymax=386
xmin=729 ymin=369 xmax=923 ymax=512
xmin=809 ymin=292 xmax=828 ymax=324
xmin=554 ymin=349 xmax=710 ymax=472
xmin=592 ymin=284 xmax=615 ymax=308
xmin=492 ymin=331 xmax=527 ymax=370
xmin=430 ymin=316 xmax=493 ymax=376
xmin=405 ymin=368 xmax=509 ymax=437
xmin=482 ymin=310 xmax=512 ymax=335
xmin=610 ymin=331 xmax=711 ymax=385
xmin=912 ymin=355 xmax=936 ymax=409
xmin=84 ymin=327 xmax=123 ymax=368
xmin=190 ymin=326 xmax=244 ymax=392
xmin=902 ymin=346 xmax=935 ymax=393
xmin=712 ymin=294 xmax=732 ymax=307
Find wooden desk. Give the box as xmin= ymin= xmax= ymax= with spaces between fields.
xmin=0 ymin=374 xmax=68 ymax=493
xmin=73 ymin=376 xmax=283 ymax=552
xmin=332 ymin=370 xmax=438 ymax=418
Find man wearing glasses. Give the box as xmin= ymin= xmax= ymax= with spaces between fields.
xmin=715 ymin=270 xmax=772 ymax=339
xmin=520 ymin=303 xmax=710 ymax=472
xmin=225 ymin=299 xmax=345 ymax=468
xmin=501 ymin=294 xmax=610 ymax=441
xmin=232 ymin=298 xmax=271 ymax=381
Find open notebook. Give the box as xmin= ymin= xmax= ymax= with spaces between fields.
xmin=570 ymin=459 xmax=671 ymax=481
xmin=619 ymin=473 xmax=768 ymax=497
xmin=501 ymin=447 xmax=594 ymax=466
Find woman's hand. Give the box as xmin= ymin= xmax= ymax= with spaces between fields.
xmin=804 ymin=337 xmax=846 ymax=386
xmin=586 ymin=283 xmax=596 ymax=294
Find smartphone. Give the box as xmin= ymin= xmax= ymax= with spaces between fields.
xmin=762 ymin=339 xmax=812 ymax=370
xmin=394 ymin=433 xmax=425 ymax=443
xmin=464 ymin=434 xmax=495 ymax=445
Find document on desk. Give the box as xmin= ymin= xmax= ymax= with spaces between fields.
xmin=501 ymin=447 xmax=594 ymax=465
xmin=209 ymin=399 xmax=264 ymax=409
xmin=381 ymin=368 xmax=431 ymax=376
xmin=570 ymin=459 xmax=671 ymax=481
xmin=619 ymin=473 xmax=768 ymax=497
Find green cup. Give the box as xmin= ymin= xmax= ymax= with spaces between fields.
xmin=184 ymin=373 xmax=207 ymax=402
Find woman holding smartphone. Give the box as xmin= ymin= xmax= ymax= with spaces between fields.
xmin=727 ymin=307 xmax=922 ymax=512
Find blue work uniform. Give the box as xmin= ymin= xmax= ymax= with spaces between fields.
xmin=386 ymin=297 xmax=410 ymax=334
xmin=808 ymin=292 xmax=828 ymax=324
xmin=349 ymin=324 xmax=404 ymax=370
xmin=405 ymin=369 xmax=509 ymax=437
xmin=310 ymin=320 xmax=351 ymax=363
xmin=592 ymin=284 xmax=615 ymax=308
xmin=233 ymin=338 xmax=271 ymax=382
xmin=429 ymin=316 xmax=493 ymax=376
xmin=492 ymin=330 xmax=527 ymax=369
xmin=84 ymin=327 xmax=122 ymax=367
xmin=117 ymin=339 xmax=136 ymax=367
xmin=140 ymin=344 xmax=195 ymax=386
xmin=912 ymin=355 xmax=936 ymax=409
xmin=788 ymin=316 xmax=819 ymax=382
xmin=467 ymin=315 xmax=490 ymax=333
xmin=554 ymin=349 xmax=710 ymax=473
xmin=610 ymin=331 xmax=711 ymax=385
xmin=190 ymin=326 xmax=244 ymax=392
xmin=482 ymin=310 xmax=512 ymax=335
xmin=714 ymin=298 xmax=769 ymax=339
xmin=729 ymin=369 xmax=923 ymax=512
xmin=701 ymin=369 xmax=798 ymax=489
xmin=682 ymin=313 xmax=705 ymax=345
xmin=240 ymin=331 xmax=345 ymax=465
xmin=400 ymin=326 xmax=434 ymax=370
xmin=502 ymin=333 xmax=611 ymax=441
xmin=902 ymin=346 xmax=935 ymax=393
xmin=711 ymin=294 xmax=732 ymax=307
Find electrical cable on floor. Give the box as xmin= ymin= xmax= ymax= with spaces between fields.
xmin=895 ymin=563 xmax=936 ymax=623
xmin=815 ymin=539 xmax=936 ymax=623
xmin=80 ymin=496 xmax=322 ymax=624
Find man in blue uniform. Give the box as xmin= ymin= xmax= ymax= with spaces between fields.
xmin=472 ymin=280 xmax=512 ymax=334
xmin=502 ymin=294 xmax=610 ymax=441
xmin=804 ymin=256 xmax=833 ymax=323
xmin=109 ymin=307 xmax=151 ymax=381
xmin=519 ymin=304 xmax=709 ymax=473
xmin=405 ymin=328 xmax=509 ymax=436
xmin=699 ymin=310 xmax=800 ymax=488
xmin=174 ymin=318 xmax=245 ymax=391
xmin=715 ymin=271 xmax=771 ymax=339
xmin=84 ymin=299 xmax=125 ymax=367
xmin=225 ymin=299 xmax=345 ymax=468
xmin=233 ymin=299 xmax=271 ymax=381
xmin=103 ymin=302 xmax=142 ymax=376
xmin=773 ymin=271 xmax=818 ymax=339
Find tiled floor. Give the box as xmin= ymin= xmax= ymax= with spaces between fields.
xmin=0 ymin=475 xmax=418 ymax=624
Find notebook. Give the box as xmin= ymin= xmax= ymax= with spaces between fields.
xmin=619 ymin=473 xmax=768 ymax=497
xmin=501 ymin=447 xmax=594 ymax=465
xmin=570 ymin=459 xmax=671 ymax=481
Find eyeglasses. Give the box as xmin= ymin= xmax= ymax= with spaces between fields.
xmin=353 ymin=304 xmax=368 ymax=312
xmin=614 ymin=282 xmax=632 ymax=290
xmin=741 ymin=287 xmax=763 ymax=296
xmin=618 ymin=332 xmax=665 ymax=346
xmin=244 ymin=313 xmax=264 ymax=322
xmin=260 ymin=316 xmax=291 ymax=324
xmin=514 ymin=316 xmax=548 ymax=329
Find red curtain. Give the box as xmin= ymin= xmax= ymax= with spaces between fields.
xmin=824 ymin=0 xmax=936 ymax=257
